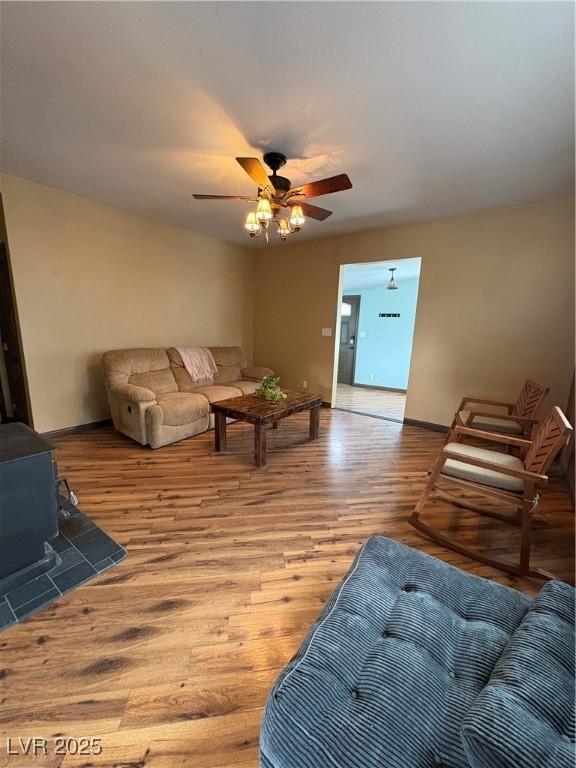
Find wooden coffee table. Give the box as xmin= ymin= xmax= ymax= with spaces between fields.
xmin=212 ymin=390 xmax=323 ymax=467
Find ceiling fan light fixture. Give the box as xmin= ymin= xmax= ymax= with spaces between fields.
xmin=193 ymin=154 xmax=353 ymax=245
xmin=278 ymin=217 xmax=291 ymax=241
xmin=244 ymin=211 xmax=261 ymax=236
xmin=387 ymin=267 xmax=398 ymax=290
xmin=256 ymin=197 xmax=273 ymax=223
xmin=289 ymin=205 xmax=305 ymax=231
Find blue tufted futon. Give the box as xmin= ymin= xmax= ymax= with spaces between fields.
xmin=261 ymin=536 xmax=575 ymax=768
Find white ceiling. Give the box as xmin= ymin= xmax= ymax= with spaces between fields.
xmin=1 ymin=2 xmax=574 ymax=247
xmin=343 ymin=257 xmax=421 ymax=292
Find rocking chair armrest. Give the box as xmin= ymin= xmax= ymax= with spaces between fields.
xmin=458 ymin=397 xmax=515 ymax=414
xmin=466 ymin=411 xmax=537 ymax=425
xmin=453 ymin=425 xmax=532 ymax=448
xmin=441 ymin=449 xmax=548 ymax=484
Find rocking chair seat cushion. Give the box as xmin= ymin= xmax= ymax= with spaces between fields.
xmin=459 ymin=410 xmax=523 ymax=435
xmin=442 ymin=443 xmax=525 ymax=492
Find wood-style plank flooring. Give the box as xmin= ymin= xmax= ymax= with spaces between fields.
xmin=0 ymin=410 xmax=573 ymax=768
xmin=335 ymin=383 xmax=406 ymax=421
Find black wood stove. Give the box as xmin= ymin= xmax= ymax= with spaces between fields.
xmin=0 ymin=422 xmax=76 ymax=594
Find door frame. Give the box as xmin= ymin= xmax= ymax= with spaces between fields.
xmin=337 ymin=294 xmax=361 ymax=386
xmin=0 ymin=194 xmax=33 ymax=425
xmin=330 ymin=258 xmax=422 ymax=409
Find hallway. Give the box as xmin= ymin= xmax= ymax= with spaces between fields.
xmin=334 ymin=383 xmax=406 ymax=422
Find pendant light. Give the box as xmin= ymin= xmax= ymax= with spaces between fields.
xmin=244 ymin=211 xmax=261 ymax=237
xmin=256 ymin=198 xmax=273 ymax=223
xmin=289 ymin=205 xmax=305 ymax=232
xmin=387 ymin=267 xmax=398 ymax=290
xmin=277 ymin=217 xmax=291 ymax=240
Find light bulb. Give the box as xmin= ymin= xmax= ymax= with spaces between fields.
xmin=278 ymin=217 xmax=291 ymax=241
xmin=256 ymin=198 xmax=273 ymax=222
xmin=289 ymin=205 xmax=305 ymax=232
xmin=244 ymin=211 xmax=261 ymax=237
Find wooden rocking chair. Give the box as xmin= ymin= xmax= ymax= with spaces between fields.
xmin=448 ymin=378 xmax=549 ymax=440
xmin=410 ymin=406 xmax=572 ymax=580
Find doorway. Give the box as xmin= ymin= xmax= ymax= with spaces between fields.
xmin=337 ymin=295 xmax=360 ymax=385
xmin=0 ymin=195 xmax=31 ymax=425
xmin=332 ymin=258 xmax=421 ymax=423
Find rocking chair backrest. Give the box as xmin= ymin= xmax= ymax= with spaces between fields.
xmin=513 ymin=379 xmax=549 ymax=418
xmin=524 ymin=407 xmax=573 ymax=475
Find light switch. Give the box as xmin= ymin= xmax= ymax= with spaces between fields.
xmin=321 ymin=328 xmax=332 ymax=337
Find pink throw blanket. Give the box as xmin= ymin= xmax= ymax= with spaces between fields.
xmin=175 ymin=346 xmax=218 ymax=385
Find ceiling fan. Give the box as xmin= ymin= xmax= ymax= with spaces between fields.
xmin=193 ymin=152 xmax=352 ymax=242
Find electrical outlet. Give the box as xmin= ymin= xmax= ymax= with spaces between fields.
xmin=302 ymin=380 xmax=308 ymax=389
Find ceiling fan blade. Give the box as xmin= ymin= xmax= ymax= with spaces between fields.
xmin=193 ymin=194 xmax=254 ymax=200
xmin=292 ymin=174 xmax=352 ymax=199
xmin=289 ymin=200 xmax=333 ymax=221
xmin=236 ymin=157 xmax=276 ymax=194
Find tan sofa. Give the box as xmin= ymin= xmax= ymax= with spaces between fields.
xmin=101 ymin=346 xmax=273 ymax=448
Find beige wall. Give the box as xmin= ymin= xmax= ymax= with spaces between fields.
xmin=1 ymin=174 xmax=254 ymax=433
xmin=4 ymin=174 xmax=573 ymax=434
xmin=254 ymin=199 xmax=575 ymax=426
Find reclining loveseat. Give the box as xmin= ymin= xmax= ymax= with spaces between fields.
xmin=101 ymin=346 xmax=272 ymax=448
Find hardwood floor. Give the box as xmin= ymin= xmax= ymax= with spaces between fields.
xmin=335 ymin=383 xmax=406 ymax=421
xmin=0 ymin=410 xmax=573 ymax=768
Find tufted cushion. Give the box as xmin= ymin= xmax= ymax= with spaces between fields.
xmin=443 ymin=443 xmax=525 ymax=492
xmin=155 ymin=392 xmax=209 ymax=427
xmin=261 ymin=536 xmax=531 ymax=768
xmin=459 ymin=410 xmax=523 ymax=435
xmin=461 ymin=580 xmax=575 ymax=768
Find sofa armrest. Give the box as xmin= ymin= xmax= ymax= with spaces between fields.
xmin=110 ymin=383 xmax=156 ymax=403
xmin=241 ymin=366 xmax=274 ymax=381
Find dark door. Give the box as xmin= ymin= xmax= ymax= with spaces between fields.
xmin=337 ymin=295 xmax=360 ymax=385
xmin=0 ymin=195 xmax=31 ymax=425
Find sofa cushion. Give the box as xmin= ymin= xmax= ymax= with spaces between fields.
xmin=171 ymin=365 xmax=198 ymax=393
xmin=210 ymin=346 xmax=247 ymax=384
xmin=261 ymin=536 xmax=530 ymax=768
xmin=459 ymin=410 xmax=523 ymax=435
xmin=242 ymin=366 xmax=274 ymax=381
xmin=461 ymin=580 xmax=575 ymax=768
xmin=167 ymin=346 xmax=249 ymax=388
xmin=102 ymin=348 xmax=173 ymax=387
xmin=102 ymin=347 xmax=169 ymax=377
xmin=156 ymin=392 xmax=209 ymax=427
xmin=231 ymin=380 xmax=260 ymax=395
xmin=192 ymin=385 xmax=242 ymax=404
xmin=443 ymin=442 xmax=525 ymax=492
xmin=129 ymin=369 xmax=178 ymax=395
xmin=101 ymin=348 xmax=178 ymax=395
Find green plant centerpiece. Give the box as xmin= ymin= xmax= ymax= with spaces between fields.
xmin=254 ymin=375 xmax=288 ymax=403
